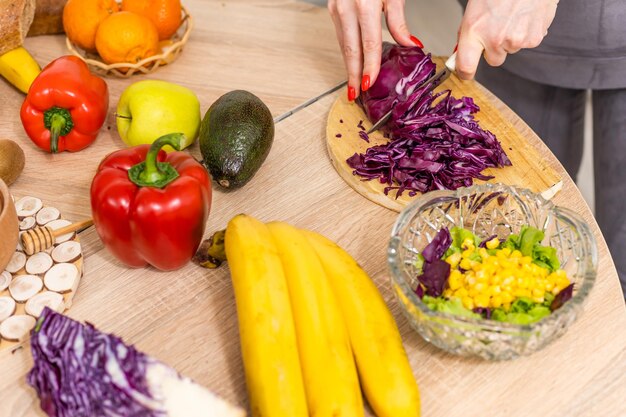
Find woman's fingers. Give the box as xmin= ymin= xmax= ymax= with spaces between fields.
xmin=454 ymin=0 xmax=559 ymax=79
xmin=456 ymin=34 xmax=485 ymax=80
xmin=357 ymin=0 xmax=383 ymax=91
xmin=329 ymin=0 xmax=423 ymax=100
xmin=330 ymin=0 xmax=363 ymax=100
xmin=385 ymin=0 xmax=415 ymax=47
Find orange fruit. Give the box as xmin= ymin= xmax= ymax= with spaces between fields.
xmin=63 ymin=0 xmax=119 ymax=52
xmin=121 ymin=0 xmax=182 ymax=41
xmin=95 ymin=11 xmax=160 ymax=64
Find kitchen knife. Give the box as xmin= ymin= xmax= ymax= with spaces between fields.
xmin=367 ymin=52 xmax=457 ymax=134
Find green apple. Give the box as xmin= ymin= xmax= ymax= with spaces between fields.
xmin=116 ymin=80 xmax=201 ymax=151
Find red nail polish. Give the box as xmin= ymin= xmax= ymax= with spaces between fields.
xmin=453 ymin=44 xmax=458 ymax=53
xmin=348 ymin=86 xmax=356 ymax=101
xmin=361 ymin=75 xmax=370 ymax=92
xmin=410 ymin=35 xmax=424 ymax=48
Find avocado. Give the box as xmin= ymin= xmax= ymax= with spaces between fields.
xmin=199 ymin=90 xmax=274 ymax=189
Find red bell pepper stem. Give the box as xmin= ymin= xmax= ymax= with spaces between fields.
xmin=43 ymin=107 xmax=74 ymax=153
xmin=128 ymin=133 xmax=184 ymax=188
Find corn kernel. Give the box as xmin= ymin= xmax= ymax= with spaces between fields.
xmin=490 ymin=295 xmax=503 ymax=308
xmin=448 ymin=270 xmax=462 ymax=290
xmin=472 ymin=262 xmax=484 ymax=272
xmin=532 ymin=288 xmax=544 ymax=298
xmin=454 ymin=288 xmax=468 ymax=298
xmin=532 ymin=296 xmax=545 ymax=304
xmin=476 ymin=270 xmax=488 ymax=282
xmin=475 ymin=294 xmax=490 ymax=308
xmin=510 ymin=250 xmax=523 ymax=258
xmin=545 ymin=281 xmax=555 ymax=291
xmin=498 ymin=248 xmax=512 ymax=257
xmin=462 ymin=297 xmax=474 ymax=310
xmin=486 ymin=237 xmax=500 ymax=250
xmin=462 ymin=238 xmax=475 ymax=250
xmin=499 ymin=259 xmax=512 ymax=269
xmin=446 ymin=252 xmax=462 ymax=267
xmin=520 ymin=256 xmax=532 ymax=265
xmin=502 ymin=302 xmax=511 ymax=311
xmin=490 ymin=274 xmax=502 ymax=285
xmin=501 ymin=292 xmax=514 ymax=304
xmin=514 ymin=288 xmax=531 ymax=298
xmin=502 ymin=276 xmax=515 ymax=287
xmin=490 ymin=285 xmax=502 ymax=295
xmin=517 ymin=277 xmax=529 ymax=289
xmin=461 ymin=248 xmax=474 ymax=259
xmin=460 ymin=258 xmax=473 ymax=270
xmin=478 ymin=247 xmax=490 ymax=260
xmin=474 ymin=282 xmax=487 ymax=293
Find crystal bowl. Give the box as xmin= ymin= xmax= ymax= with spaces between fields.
xmin=388 ymin=183 xmax=597 ymax=360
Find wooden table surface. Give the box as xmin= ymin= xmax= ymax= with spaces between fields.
xmin=1 ymin=1 xmax=625 ymax=416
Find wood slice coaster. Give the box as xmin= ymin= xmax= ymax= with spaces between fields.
xmin=0 ymin=196 xmax=84 ymax=355
xmin=326 ymin=56 xmax=562 ymax=212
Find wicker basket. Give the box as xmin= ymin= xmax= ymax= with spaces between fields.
xmin=65 ymin=5 xmax=193 ymax=78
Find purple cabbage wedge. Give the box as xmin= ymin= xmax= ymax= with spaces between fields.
xmin=348 ymin=42 xmax=511 ymax=197
xmin=28 ymin=308 xmax=244 ymax=417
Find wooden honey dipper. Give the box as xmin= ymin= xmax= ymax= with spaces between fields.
xmin=21 ymin=219 xmax=94 ymax=255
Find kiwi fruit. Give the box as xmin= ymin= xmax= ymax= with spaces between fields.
xmin=0 ymin=139 xmax=25 ymax=185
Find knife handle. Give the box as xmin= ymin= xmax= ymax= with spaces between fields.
xmin=445 ymin=52 xmax=457 ymax=73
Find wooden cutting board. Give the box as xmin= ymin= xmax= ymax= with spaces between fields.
xmin=326 ymin=57 xmax=561 ymax=212
xmin=0 ymin=196 xmax=84 ymax=356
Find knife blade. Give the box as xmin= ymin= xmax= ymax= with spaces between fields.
xmin=366 ymin=52 xmax=457 ymax=134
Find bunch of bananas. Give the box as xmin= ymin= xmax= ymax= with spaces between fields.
xmin=0 ymin=47 xmax=41 ymax=93
xmin=221 ymin=214 xmax=420 ymax=417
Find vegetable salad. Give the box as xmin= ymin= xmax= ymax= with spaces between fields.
xmin=415 ymin=226 xmax=574 ymax=324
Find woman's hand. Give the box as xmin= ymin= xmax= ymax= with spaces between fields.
xmin=456 ymin=0 xmax=559 ymax=80
xmin=328 ymin=0 xmax=423 ymax=101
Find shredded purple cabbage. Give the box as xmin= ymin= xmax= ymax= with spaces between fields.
xmin=550 ymin=283 xmax=574 ymax=311
xmin=415 ymin=284 xmax=425 ymax=299
xmin=416 ymin=228 xmax=453 ymax=297
xmin=349 ymin=42 xmax=511 ymax=197
xmin=28 ymin=308 xmax=161 ymax=417
xmin=473 ymin=307 xmax=492 ymax=319
xmin=358 ymin=131 xmax=370 ymax=143
xmin=422 ymin=228 xmax=452 ymax=263
xmin=417 ymin=259 xmax=450 ymax=297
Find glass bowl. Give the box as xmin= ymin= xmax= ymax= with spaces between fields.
xmin=388 ymin=183 xmax=597 ymax=360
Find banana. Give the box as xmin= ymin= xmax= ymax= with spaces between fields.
xmin=302 ymin=229 xmax=421 ymax=417
xmin=224 ymin=215 xmax=308 ymax=417
xmin=0 ymin=47 xmax=41 ymax=94
xmin=267 ymin=222 xmax=363 ymax=417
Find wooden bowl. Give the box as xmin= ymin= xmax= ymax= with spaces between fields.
xmin=65 ymin=5 xmax=193 ymax=78
xmin=0 ymin=179 xmax=18 ymax=271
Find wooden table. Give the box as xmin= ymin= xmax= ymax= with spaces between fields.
xmin=1 ymin=1 xmax=625 ymax=416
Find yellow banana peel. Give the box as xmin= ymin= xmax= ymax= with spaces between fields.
xmin=0 ymin=47 xmax=40 ymax=94
xmin=224 ymin=215 xmax=308 ymax=417
xmin=267 ymin=222 xmax=363 ymax=417
xmin=302 ymin=229 xmax=421 ymax=417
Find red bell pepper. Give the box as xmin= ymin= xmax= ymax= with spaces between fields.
xmin=90 ymin=133 xmax=212 ymax=271
xmin=20 ymin=56 xmax=108 ymax=153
